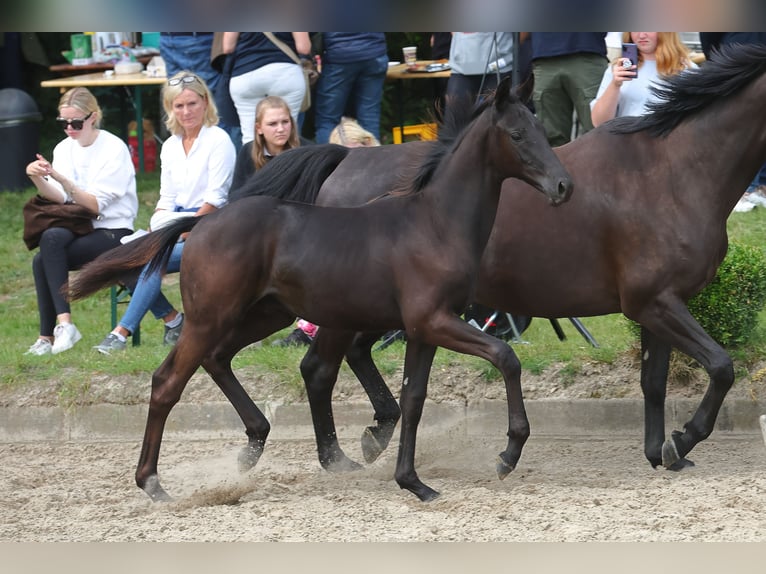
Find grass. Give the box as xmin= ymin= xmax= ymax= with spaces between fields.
xmin=2 ymin=176 xmax=766 ymax=404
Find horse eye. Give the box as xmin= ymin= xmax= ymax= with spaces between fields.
xmin=510 ymin=131 xmax=523 ymax=142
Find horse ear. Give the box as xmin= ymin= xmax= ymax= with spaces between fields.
xmin=495 ymin=76 xmax=514 ymax=110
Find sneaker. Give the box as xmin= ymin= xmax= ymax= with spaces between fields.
xmin=25 ymin=338 xmax=52 ymax=356
xmin=93 ymin=333 xmax=127 ymax=355
xmin=51 ymin=323 xmax=82 ymax=354
xmin=745 ymin=191 xmax=766 ymax=207
xmin=733 ymin=197 xmax=756 ymax=212
xmin=271 ymin=327 xmax=312 ymax=347
xmin=163 ymin=313 xmax=184 ymax=346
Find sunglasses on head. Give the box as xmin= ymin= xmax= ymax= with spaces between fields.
xmin=55 ymin=112 xmax=93 ymax=131
xmin=167 ymin=75 xmax=201 ymax=87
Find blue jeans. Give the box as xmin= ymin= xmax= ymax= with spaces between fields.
xmin=313 ymin=54 xmax=388 ymax=143
xmin=118 ymin=241 xmax=183 ymax=335
xmin=159 ymin=34 xmax=241 ymax=148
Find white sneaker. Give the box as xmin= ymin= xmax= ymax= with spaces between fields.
xmin=733 ymin=198 xmax=756 ymax=213
xmin=51 ymin=323 xmax=82 ymax=354
xmin=745 ymin=192 xmax=766 ymax=207
xmin=25 ymin=338 xmax=52 ymax=356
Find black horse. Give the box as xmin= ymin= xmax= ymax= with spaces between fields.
xmin=69 ymin=78 xmax=572 ymax=502
xmin=235 ymin=43 xmax=766 ymax=474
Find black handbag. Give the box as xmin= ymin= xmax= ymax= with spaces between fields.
xmin=22 ymin=194 xmax=96 ymax=250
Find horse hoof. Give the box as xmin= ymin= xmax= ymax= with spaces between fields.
xmin=325 ymin=456 xmax=363 ymax=473
xmin=361 ymin=426 xmax=385 ymax=464
xmin=142 ymin=474 xmax=173 ymax=503
xmin=661 ymin=437 xmax=696 ymax=471
xmin=238 ymin=443 xmax=264 ymax=472
xmin=496 ymin=455 xmax=515 ymax=480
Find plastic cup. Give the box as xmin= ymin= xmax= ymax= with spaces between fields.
xmin=402 ymin=46 xmax=417 ymax=68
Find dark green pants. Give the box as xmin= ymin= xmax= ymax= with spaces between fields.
xmin=532 ymin=53 xmax=607 ymax=146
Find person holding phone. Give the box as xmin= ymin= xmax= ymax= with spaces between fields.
xmin=23 ymin=87 xmax=138 ymax=356
xmin=590 ymin=32 xmax=696 ymax=127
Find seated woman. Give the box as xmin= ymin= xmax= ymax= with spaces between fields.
xmin=24 ymin=87 xmax=138 ymax=356
xmin=93 ymin=71 xmax=236 ymax=354
xmin=229 ymin=95 xmax=303 ymax=198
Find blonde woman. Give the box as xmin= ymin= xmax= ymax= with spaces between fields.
xmin=93 ymin=71 xmax=235 ymax=354
xmin=229 ymin=96 xmax=301 ymax=194
xmin=328 ymin=116 xmax=380 ymax=147
xmin=24 ymin=87 xmax=137 ymax=355
xmin=590 ymin=32 xmax=697 ymax=126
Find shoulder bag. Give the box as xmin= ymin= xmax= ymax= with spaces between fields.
xmin=263 ymin=32 xmax=318 ymax=112
xmin=22 ymin=194 xmax=97 ymax=250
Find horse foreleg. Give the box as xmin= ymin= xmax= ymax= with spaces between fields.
xmin=346 ymin=330 xmax=400 ymax=463
xmin=301 ymin=328 xmax=361 ymax=471
xmin=636 ymin=299 xmax=734 ymax=470
xmin=639 ymin=326 xmax=672 ymax=468
xmin=394 ymin=339 xmax=439 ymax=501
xmin=135 ymin=343 xmax=204 ymax=502
xmin=426 ymin=314 xmax=529 ymax=480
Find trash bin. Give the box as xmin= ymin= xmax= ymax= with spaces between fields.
xmin=0 ymin=88 xmax=42 ymax=191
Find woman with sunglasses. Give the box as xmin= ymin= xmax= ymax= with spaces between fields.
xmin=24 ymin=87 xmax=138 ymax=356
xmin=93 ymin=71 xmax=236 ymax=354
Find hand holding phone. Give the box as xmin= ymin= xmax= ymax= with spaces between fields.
xmin=621 ymin=43 xmax=639 ymax=79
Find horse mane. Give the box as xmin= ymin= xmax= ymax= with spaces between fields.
xmin=609 ymin=43 xmax=766 ymax=137
xmin=386 ymin=95 xmax=494 ymax=197
xmin=230 ymin=144 xmax=351 ymax=204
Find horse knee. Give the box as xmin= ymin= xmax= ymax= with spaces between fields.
xmin=709 ymin=356 xmax=734 ymax=392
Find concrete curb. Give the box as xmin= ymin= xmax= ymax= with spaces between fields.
xmin=2 ymin=398 xmax=764 ymax=443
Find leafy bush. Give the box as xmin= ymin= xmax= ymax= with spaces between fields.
xmin=627 ymin=241 xmax=766 ymax=347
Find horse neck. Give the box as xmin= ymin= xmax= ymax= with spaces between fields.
xmin=671 ymin=73 xmax=766 ymax=215
xmin=426 ymin=114 xmax=507 ymax=246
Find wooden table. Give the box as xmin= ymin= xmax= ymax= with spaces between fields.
xmin=40 ymin=71 xmax=166 ymax=172
xmin=48 ymin=55 xmax=156 ymax=76
xmin=386 ymin=60 xmax=451 ymax=140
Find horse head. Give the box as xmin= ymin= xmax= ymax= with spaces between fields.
xmin=493 ymin=76 xmax=573 ymax=206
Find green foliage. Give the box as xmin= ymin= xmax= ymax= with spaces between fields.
xmin=688 ymin=241 xmax=766 ymax=346
xmin=626 ymin=240 xmax=766 ymax=348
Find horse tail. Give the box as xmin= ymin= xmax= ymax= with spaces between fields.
xmin=230 ymin=144 xmax=351 ymax=205
xmin=68 ymin=216 xmax=200 ymax=301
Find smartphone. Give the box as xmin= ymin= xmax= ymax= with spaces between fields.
xmin=621 ymin=43 xmax=639 ymax=79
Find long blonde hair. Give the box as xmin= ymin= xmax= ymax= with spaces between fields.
xmin=162 ymin=71 xmax=219 ymax=135
xmin=329 ymin=117 xmax=380 ymax=147
xmin=251 ymin=96 xmax=300 ymax=170
xmin=58 ymin=87 xmax=102 ymax=128
xmin=622 ymin=32 xmax=691 ymax=76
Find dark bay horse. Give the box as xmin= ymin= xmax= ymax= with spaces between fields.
xmin=237 ymin=43 xmax=766 ymax=474
xmin=69 ymin=78 xmax=572 ymax=502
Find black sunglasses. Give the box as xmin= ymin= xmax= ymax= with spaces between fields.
xmin=55 ymin=112 xmax=93 ymax=130
xmin=167 ymin=75 xmax=201 ymax=87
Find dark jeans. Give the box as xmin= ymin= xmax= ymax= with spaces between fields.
xmin=313 ymin=54 xmax=388 ymax=143
xmin=32 ymin=227 xmax=131 ymax=336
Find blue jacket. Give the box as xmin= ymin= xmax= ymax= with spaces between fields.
xmin=321 ymin=33 xmax=387 ymax=64
xmin=530 ymin=33 xmax=606 ymax=60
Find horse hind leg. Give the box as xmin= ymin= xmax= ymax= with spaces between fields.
xmin=345 ymin=330 xmax=401 ymax=463
xmin=636 ymin=300 xmax=734 ymax=470
xmin=203 ymin=302 xmax=297 ymax=472
xmin=135 ymin=339 xmax=209 ymax=502
xmin=301 ymin=328 xmax=362 ymax=472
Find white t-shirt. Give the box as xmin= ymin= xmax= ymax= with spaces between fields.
xmin=50 ymin=129 xmax=137 ymax=230
xmin=590 ymin=59 xmax=698 ymax=118
xmin=156 ymin=124 xmax=236 ymax=211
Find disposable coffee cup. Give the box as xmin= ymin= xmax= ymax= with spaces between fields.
xmin=402 ymin=46 xmax=417 ymax=68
